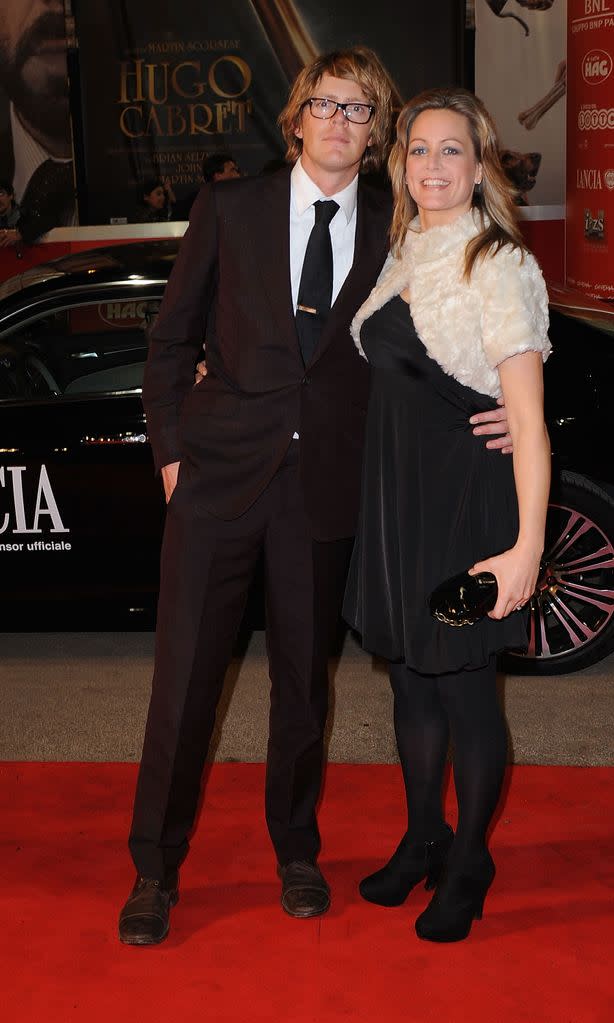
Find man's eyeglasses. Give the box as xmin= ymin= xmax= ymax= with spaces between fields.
xmin=304 ymin=97 xmax=375 ymax=124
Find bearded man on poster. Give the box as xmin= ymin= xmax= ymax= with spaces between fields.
xmin=0 ymin=0 xmax=75 ymax=243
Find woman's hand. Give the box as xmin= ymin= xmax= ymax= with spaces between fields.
xmin=470 ymin=397 xmax=512 ymax=454
xmin=469 ymin=544 xmax=541 ymax=620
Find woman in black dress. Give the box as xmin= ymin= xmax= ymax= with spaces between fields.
xmin=343 ymin=89 xmax=551 ymax=942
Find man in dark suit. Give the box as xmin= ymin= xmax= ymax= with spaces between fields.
xmin=0 ymin=0 xmax=75 ymax=242
xmin=118 ymin=47 xmax=510 ymax=946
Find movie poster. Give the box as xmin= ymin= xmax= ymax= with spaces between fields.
xmin=566 ymin=0 xmax=614 ymax=301
xmin=72 ymin=0 xmax=464 ymax=225
xmin=0 ymin=0 xmax=76 ymax=241
xmin=475 ymin=0 xmax=567 ymax=209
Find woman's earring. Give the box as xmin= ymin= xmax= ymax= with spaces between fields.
xmin=473 ymin=180 xmax=483 ymax=196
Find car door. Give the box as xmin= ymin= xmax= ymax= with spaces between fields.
xmin=0 ymin=288 xmax=166 ymax=621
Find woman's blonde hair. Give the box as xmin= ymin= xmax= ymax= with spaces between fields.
xmin=278 ymin=47 xmax=394 ymax=174
xmin=388 ymin=88 xmax=525 ymax=277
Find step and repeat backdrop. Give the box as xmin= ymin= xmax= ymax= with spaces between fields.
xmin=566 ymin=0 xmax=614 ymax=301
xmin=476 ymin=0 xmax=613 ymax=297
xmin=1 ymin=1 xmax=612 ymax=297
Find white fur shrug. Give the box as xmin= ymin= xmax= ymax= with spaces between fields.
xmin=350 ymin=209 xmax=551 ymax=398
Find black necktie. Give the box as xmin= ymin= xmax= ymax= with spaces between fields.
xmin=295 ymin=199 xmax=339 ymax=366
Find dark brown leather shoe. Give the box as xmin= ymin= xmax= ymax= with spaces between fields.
xmin=278 ymin=860 xmax=330 ymax=918
xmin=118 ymin=871 xmax=179 ymax=945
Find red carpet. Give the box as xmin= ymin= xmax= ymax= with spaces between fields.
xmin=2 ymin=763 xmax=613 ymax=1022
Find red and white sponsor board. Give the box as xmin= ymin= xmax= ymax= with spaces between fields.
xmin=566 ymin=0 xmax=614 ymax=300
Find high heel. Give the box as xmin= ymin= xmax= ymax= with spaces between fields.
xmin=414 ymin=855 xmax=496 ymax=942
xmin=359 ymin=825 xmax=454 ymax=907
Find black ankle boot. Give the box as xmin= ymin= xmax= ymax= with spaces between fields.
xmin=415 ymin=854 xmax=495 ymax=942
xmin=359 ymin=825 xmax=454 ymax=907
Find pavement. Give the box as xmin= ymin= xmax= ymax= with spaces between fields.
xmin=2 ymin=630 xmax=612 ymax=765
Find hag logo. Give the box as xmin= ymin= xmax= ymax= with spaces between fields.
xmin=99 ymin=301 xmax=151 ymax=327
xmin=582 ymin=50 xmax=613 ymax=85
xmin=0 ymin=465 xmax=69 ymax=536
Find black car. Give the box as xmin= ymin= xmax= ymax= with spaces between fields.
xmin=515 ymin=284 xmax=614 ymax=675
xmin=0 ymin=243 xmax=172 ymax=630
xmin=1 ymin=242 xmax=614 ymax=675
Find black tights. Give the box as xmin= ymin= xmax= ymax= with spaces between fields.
xmin=388 ymin=657 xmax=507 ymax=874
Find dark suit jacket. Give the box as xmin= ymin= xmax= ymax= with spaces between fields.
xmin=0 ymin=93 xmax=75 ymax=243
xmin=143 ymin=166 xmax=392 ymax=541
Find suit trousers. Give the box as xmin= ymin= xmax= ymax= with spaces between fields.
xmin=128 ymin=441 xmax=354 ymax=878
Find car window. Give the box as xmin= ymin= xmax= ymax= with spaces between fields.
xmin=0 ymin=298 xmax=160 ymax=402
xmin=550 ymin=302 xmax=614 ymax=339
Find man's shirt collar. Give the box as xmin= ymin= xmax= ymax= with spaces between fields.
xmin=291 ymin=158 xmax=358 ymax=224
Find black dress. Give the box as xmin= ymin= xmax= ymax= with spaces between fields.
xmin=343 ymin=294 xmax=529 ymax=674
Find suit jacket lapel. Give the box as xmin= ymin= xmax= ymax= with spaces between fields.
xmin=245 ymin=169 xmax=391 ymax=367
xmin=248 ymin=167 xmax=300 ymax=351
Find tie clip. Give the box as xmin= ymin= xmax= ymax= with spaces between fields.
xmin=297 ymin=304 xmax=317 ymax=315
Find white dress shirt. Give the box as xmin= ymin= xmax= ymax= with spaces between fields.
xmin=290 ymin=158 xmax=358 ymax=310
xmin=290 ymin=159 xmax=359 ymax=438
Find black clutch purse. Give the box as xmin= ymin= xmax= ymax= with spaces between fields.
xmin=428 ymin=570 xmax=498 ymax=628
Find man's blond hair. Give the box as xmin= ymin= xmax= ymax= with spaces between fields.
xmin=278 ymin=47 xmax=394 ymax=174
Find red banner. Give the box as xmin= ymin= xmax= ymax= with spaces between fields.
xmin=566 ymin=0 xmax=614 ymax=301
